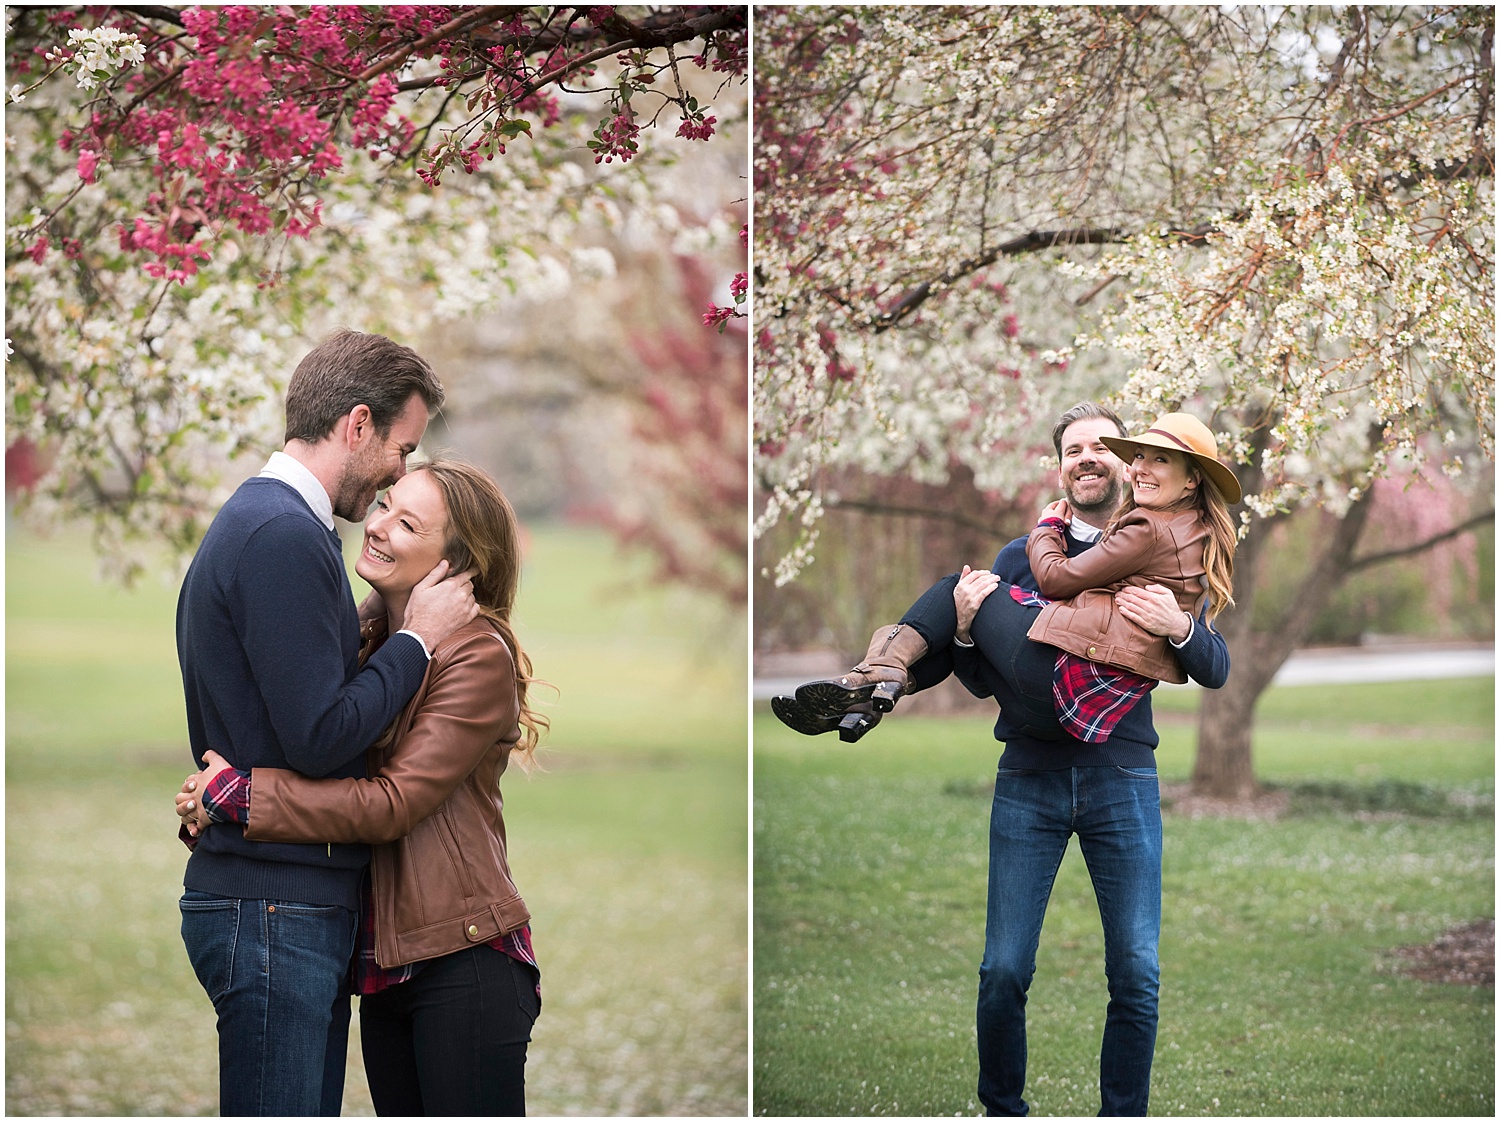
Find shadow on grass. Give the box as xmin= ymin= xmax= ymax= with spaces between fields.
xmin=1277 ymin=778 xmax=1494 ymax=819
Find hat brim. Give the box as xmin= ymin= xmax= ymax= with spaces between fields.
xmin=1100 ymin=433 xmax=1243 ymax=504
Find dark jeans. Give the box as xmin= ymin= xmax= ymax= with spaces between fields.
xmin=900 ymin=572 xmax=1061 ymax=734
xmin=976 ymin=767 xmax=1162 ymax=1116
xmin=179 ymin=890 xmax=358 ymax=1116
xmin=360 ymin=945 xmax=540 ymax=1116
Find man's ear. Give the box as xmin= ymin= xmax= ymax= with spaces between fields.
xmin=343 ymin=404 xmax=374 ymax=451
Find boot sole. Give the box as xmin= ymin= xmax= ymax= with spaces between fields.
xmin=797 ymin=679 xmax=905 ymax=717
xmin=770 ymin=695 xmax=841 ymax=736
xmin=771 ymin=695 xmax=881 ymax=743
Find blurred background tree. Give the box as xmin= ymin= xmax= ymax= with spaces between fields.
xmin=6 ymin=3 xmax=747 ymax=599
xmin=753 ymin=5 xmax=1492 ymax=796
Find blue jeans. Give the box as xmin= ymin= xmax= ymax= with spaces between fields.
xmin=179 ymin=890 xmax=359 ymax=1116
xmin=976 ymin=766 xmax=1162 ymax=1117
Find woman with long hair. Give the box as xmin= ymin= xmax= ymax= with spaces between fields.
xmin=773 ymin=412 xmax=1240 ymax=745
xmin=179 ymin=457 xmax=546 ymax=1116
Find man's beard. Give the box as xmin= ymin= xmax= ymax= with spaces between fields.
xmin=331 ymin=447 xmax=386 ymax=522
xmin=1064 ymin=466 xmax=1125 ymax=520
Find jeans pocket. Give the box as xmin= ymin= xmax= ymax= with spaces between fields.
xmin=179 ymin=891 xmax=240 ymax=1003
xmin=1113 ymin=766 xmax=1158 ymax=780
xmin=505 ymin=955 xmax=541 ymax=1026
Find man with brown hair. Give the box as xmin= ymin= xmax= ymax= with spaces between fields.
xmin=176 ymin=329 xmax=478 ymax=1115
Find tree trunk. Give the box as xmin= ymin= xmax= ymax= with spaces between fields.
xmin=1192 ymin=486 xmax=1378 ymax=798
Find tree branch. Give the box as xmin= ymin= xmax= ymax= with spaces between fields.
xmin=871 ymin=222 xmax=1237 ymax=332
xmin=1347 ymin=509 xmax=1495 ymax=573
xmin=355 ymin=7 xmax=509 ymax=83
xmin=824 ymin=495 xmax=1005 ymax=537
xmin=112 ymin=6 xmax=187 ymax=27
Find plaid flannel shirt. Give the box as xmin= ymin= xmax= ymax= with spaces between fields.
xmin=1009 ymin=549 xmax=1157 ymax=745
xmin=193 ymin=768 xmax=539 ymax=999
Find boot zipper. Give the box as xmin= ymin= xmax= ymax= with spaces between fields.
xmin=879 ymin=625 xmax=902 ymax=654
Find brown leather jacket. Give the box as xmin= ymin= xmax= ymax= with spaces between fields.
xmin=243 ymin=618 xmax=530 ymax=968
xmin=1025 ymin=506 xmax=1208 ymax=684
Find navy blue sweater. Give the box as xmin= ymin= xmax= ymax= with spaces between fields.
xmin=952 ymin=530 xmax=1230 ymax=770
xmin=177 ymin=477 xmax=430 ymax=908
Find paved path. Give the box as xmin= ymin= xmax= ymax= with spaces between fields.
xmin=753 ymin=643 xmax=1493 ymax=700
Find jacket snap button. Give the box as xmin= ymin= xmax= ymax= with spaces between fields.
xmin=1087 ymin=646 xmax=1097 ymax=658
xmin=467 ymin=924 xmax=479 ymax=938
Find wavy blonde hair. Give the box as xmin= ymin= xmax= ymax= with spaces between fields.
xmin=1111 ymin=454 xmax=1237 ymax=622
xmin=413 ymin=457 xmax=548 ymax=767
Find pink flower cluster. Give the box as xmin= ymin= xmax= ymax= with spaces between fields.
xmin=702 ymin=304 xmax=737 ymax=330
xmin=65 ymin=5 xmax=425 ymax=280
xmin=676 ymin=113 xmax=717 ymax=142
xmin=119 ymin=217 xmax=212 ymax=282
xmin=590 ymin=110 xmax=641 ymax=164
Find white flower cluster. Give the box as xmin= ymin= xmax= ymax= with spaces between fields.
xmin=49 ymin=27 xmax=146 ymax=91
xmin=753 ymin=5 xmax=1493 ymax=582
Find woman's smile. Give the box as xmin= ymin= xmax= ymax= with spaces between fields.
xmin=1129 ymin=448 xmax=1196 ymax=508
xmin=355 ymin=470 xmax=449 ymax=599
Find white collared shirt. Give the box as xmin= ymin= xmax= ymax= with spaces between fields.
xmin=259 ymin=450 xmax=335 ymax=531
xmin=1068 ymin=516 xmax=1104 ymax=545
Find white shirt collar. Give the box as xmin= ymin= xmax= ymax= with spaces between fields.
xmin=1069 ymin=516 xmax=1104 ymax=544
xmin=259 ymin=451 xmax=335 ymax=531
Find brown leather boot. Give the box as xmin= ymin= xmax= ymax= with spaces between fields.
xmin=794 ymin=623 xmax=929 ymax=720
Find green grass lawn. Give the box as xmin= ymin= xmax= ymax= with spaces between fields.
xmin=753 ymin=677 xmax=1494 ymax=1117
xmin=6 ymin=523 xmax=748 ymax=1116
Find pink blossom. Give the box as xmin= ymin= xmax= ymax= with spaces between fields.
xmin=702 ymin=303 xmax=736 ymax=329
xmin=590 ymin=110 xmax=640 ymax=164
xmin=76 ymin=149 xmax=99 ymax=183
xmin=675 ymin=114 xmax=717 ymax=142
xmin=27 ymin=236 xmax=49 ymax=264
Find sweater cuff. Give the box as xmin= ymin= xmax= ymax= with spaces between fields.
xmin=394 ymin=628 xmax=433 ymax=660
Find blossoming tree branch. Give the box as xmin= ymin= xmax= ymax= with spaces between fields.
xmin=754 ymin=5 xmax=1492 ymax=797
xmin=6 ymin=4 xmax=747 ymax=584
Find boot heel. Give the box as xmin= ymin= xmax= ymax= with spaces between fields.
xmin=870 ymin=681 xmax=905 ymax=712
xmin=838 ymin=710 xmax=879 ymax=743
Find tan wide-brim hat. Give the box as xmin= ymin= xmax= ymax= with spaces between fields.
xmin=1100 ymin=412 xmax=1243 ymax=504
